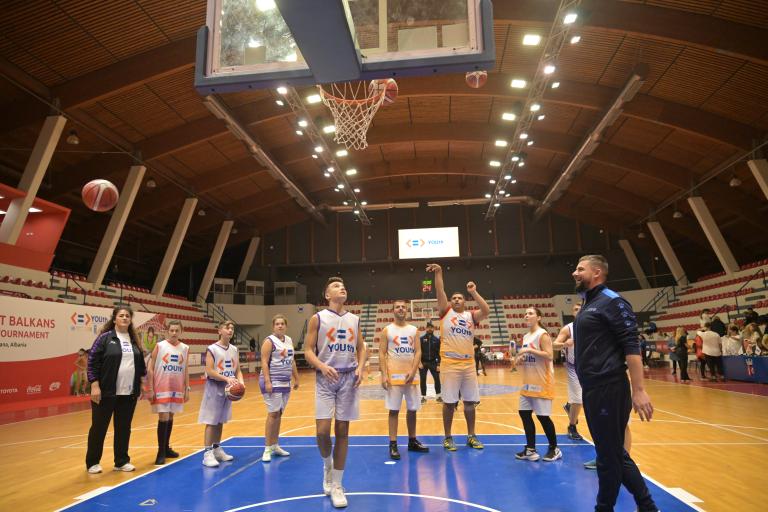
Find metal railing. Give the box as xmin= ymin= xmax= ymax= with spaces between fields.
xmin=640 ymin=274 xmax=691 ymax=313
xmin=49 ymin=268 xmax=88 ymax=304
xmin=711 ymin=269 xmax=766 ymax=323
xmin=195 ymin=294 xmax=251 ymax=349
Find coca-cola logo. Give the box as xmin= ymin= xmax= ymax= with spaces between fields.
xmin=26 ymin=385 xmax=42 ymax=394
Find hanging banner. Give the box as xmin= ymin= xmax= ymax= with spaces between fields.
xmin=0 ymin=296 xmax=160 ymax=403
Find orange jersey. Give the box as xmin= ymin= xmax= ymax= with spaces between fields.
xmin=382 ymin=323 xmax=419 ymax=386
xmin=439 ymin=308 xmax=477 ymax=369
xmin=519 ymin=327 xmax=555 ymax=400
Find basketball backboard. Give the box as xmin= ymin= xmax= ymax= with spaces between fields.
xmin=195 ymin=0 xmax=495 ymax=94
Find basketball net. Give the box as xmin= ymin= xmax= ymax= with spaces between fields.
xmin=318 ymin=81 xmax=386 ymax=151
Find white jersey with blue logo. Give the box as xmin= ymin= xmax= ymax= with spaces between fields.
xmin=383 ymin=323 xmax=420 ymax=386
xmin=315 ymin=309 xmax=360 ymax=372
xmin=206 ymin=342 xmax=239 ymax=380
xmin=264 ymin=334 xmax=294 ymax=389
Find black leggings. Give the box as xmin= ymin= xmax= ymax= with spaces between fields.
xmin=518 ymin=409 xmax=557 ymax=449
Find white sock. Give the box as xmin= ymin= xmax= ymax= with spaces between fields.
xmin=270 ymin=444 xmax=277 ymax=449
xmin=323 ymin=455 xmax=333 ymax=470
xmin=331 ymin=469 xmax=344 ymax=485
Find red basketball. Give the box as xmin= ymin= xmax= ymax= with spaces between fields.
xmin=225 ymin=382 xmax=246 ymax=401
xmin=465 ymin=70 xmax=488 ymax=89
xmin=81 ymin=179 xmax=119 ymax=212
xmin=369 ymin=78 xmax=398 ymax=105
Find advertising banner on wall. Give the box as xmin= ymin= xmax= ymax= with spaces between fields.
xmin=0 ymin=296 xmax=160 ymax=404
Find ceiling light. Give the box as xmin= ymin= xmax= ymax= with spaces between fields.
xmin=570 ymin=35 xmax=581 ymax=44
xmin=311 ymin=154 xmax=318 ymax=159
xmin=530 ymin=103 xmax=541 ymax=112
xmin=518 ymin=161 xmax=525 ymax=167
xmin=323 ymin=172 xmax=330 ymax=178
xmin=353 ymin=187 xmax=360 ymax=193
xmin=343 ymin=201 xmax=348 ymax=206
xmin=489 ymin=179 xmax=496 ymax=184
xmin=504 ymin=174 xmax=512 ymax=180
xmin=543 ymin=64 xmax=556 ymax=75
xmin=511 ymin=79 xmax=527 ymax=88
xmin=0 ymin=210 xmax=5 ymax=215
xmin=551 ymin=82 xmax=560 ymax=89
xmin=276 ymin=86 xmax=288 ymax=94
xmin=537 ymin=115 xmax=546 ymax=121
xmin=489 ymin=160 xmax=501 ymax=167
xmin=522 ymin=34 xmax=541 ymax=46
xmin=314 ymin=146 xmax=323 ymax=153
xmin=564 ymin=13 xmax=578 ymax=24
xmin=298 ymin=119 xmax=308 ymax=127
xmin=511 ymin=155 xmax=520 ymax=162
xmin=527 ymin=140 xmax=534 ymax=146
xmin=485 ymin=193 xmax=492 ymax=199
xmin=502 ymin=112 xmax=517 ymax=121
xmin=495 ymin=139 xmax=507 ymax=147
xmin=306 ymin=93 xmax=322 ymax=104
xmin=337 ymin=183 xmax=345 ymax=189
xmin=638 ymin=232 xmax=646 ymax=239
xmin=231 ymin=227 xmax=238 ymax=234
xmin=346 ymin=168 xmax=357 ymax=176
xmin=198 ymin=209 xmax=206 ymax=216
xmin=275 ymin=100 xmax=284 ymax=106
xmin=672 ymin=210 xmax=683 ymax=219
xmin=334 ymin=187 xmax=341 ymax=192
xmin=256 ymin=0 xmax=276 ymax=12
xmin=323 ymin=125 xmax=336 ymax=134
xmin=511 ymin=180 xmax=517 ymax=184
xmin=66 ymin=129 xmax=80 ymax=145
xmin=145 ymin=178 xmax=157 ymax=188
xmin=494 ymin=203 xmax=500 ymax=207
xmin=336 ymin=149 xmax=348 ymax=157
xmin=353 ymin=209 xmax=360 ymax=215
xmin=729 ymin=176 xmax=742 ymax=187
xmin=519 ymin=133 xmax=528 ymax=140
xmin=28 ymin=207 xmax=42 ymax=213
xmin=361 ymin=201 xmax=368 ymax=206
xmin=505 ymin=192 xmax=511 ymax=197
xmin=295 ymin=130 xmax=303 ymax=136
xmin=327 ymin=167 xmax=335 ymax=173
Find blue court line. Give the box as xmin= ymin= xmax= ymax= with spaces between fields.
xmin=59 ymin=435 xmax=700 ymax=512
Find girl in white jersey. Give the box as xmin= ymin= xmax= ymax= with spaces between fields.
xmin=147 ymin=320 xmax=189 ymax=465
xmin=198 ymin=320 xmax=243 ymax=468
xmin=514 ymin=307 xmax=561 ymax=462
xmin=260 ymin=314 xmax=300 ymax=462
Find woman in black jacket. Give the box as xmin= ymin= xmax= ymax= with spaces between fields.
xmin=674 ymin=327 xmax=691 ymax=382
xmin=85 ymin=306 xmax=147 ymax=473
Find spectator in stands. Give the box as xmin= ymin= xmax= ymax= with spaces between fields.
xmin=742 ymin=323 xmax=762 ymax=355
xmin=85 ymin=306 xmax=147 ymax=474
xmin=721 ymin=325 xmax=743 ymax=356
xmin=699 ymin=309 xmax=712 ymax=329
xmin=474 ymin=337 xmax=487 ymax=376
xmin=74 ymin=348 xmax=88 ymax=395
xmin=419 ymin=322 xmax=441 ymax=403
xmin=701 ymin=323 xmax=723 ymax=382
xmin=710 ymin=315 xmax=727 ymax=337
xmin=744 ymin=307 xmax=759 ymax=326
xmin=673 ymin=328 xmax=691 ymax=382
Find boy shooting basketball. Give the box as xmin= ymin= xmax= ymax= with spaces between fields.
xmin=426 ymin=263 xmax=490 ymax=451
xmin=304 ymin=277 xmax=367 ymax=508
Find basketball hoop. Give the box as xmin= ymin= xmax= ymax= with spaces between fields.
xmin=318 ymin=81 xmax=389 ymax=151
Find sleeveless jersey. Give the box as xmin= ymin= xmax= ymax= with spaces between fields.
xmin=520 ymin=327 xmax=555 ymax=399
xmin=152 ymin=340 xmax=189 ymax=405
xmin=262 ymin=334 xmax=294 ymax=390
xmin=439 ymin=308 xmax=477 ymax=369
xmin=315 ymin=309 xmax=360 ymax=372
xmin=382 ymin=323 xmax=420 ymax=386
xmin=564 ymin=322 xmax=575 ymax=366
xmin=206 ymin=342 xmax=239 ymax=380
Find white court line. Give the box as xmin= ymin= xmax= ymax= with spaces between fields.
xmin=655 ymin=407 xmax=768 ymax=442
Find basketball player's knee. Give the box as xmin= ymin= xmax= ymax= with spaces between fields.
xmin=268 ymin=411 xmax=281 ymax=419
xmin=443 ymin=401 xmax=459 ymax=411
xmin=334 ymin=421 xmax=350 ymax=438
xmin=462 ymin=401 xmax=478 ymax=411
xmin=388 ymin=409 xmax=399 ymax=416
xmin=519 ymin=409 xmax=533 ymax=419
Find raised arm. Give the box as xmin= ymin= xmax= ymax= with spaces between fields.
xmin=426 ymin=263 xmax=449 ymax=313
xmin=468 ymin=281 xmax=491 ymax=323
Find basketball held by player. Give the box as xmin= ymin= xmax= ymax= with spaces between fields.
xmin=198 ymin=320 xmax=243 ymax=468
xmin=147 ymin=319 xmax=189 ymax=465
xmin=426 ymin=262 xmax=490 ymax=452
xmin=379 ymin=299 xmax=429 ymax=460
xmin=260 ymin=314 xmax=300 ymax=463
xmin=303 ymin=277 xmax=367 ymax=508
xmin=514 ymin=307 xmax=562 ymax=462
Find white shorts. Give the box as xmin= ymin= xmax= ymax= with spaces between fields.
xmin=263 ymin=392 xmax=290 ymax=413
xmin=315 ymin=371 xmax=360 ymax=421
xmin=566 ymin=364 xmax=582 ymax=404
xmin=519 ymin=395 xmax=553 ymax=416
xmin=385 ymin=384 xmax=421 ymax=411
xmin=440 ymin=366 xmax=480 ymax=404
xmin=197 ymin=380 xmax=232 ymax=425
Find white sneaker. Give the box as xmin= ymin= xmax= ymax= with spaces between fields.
xmin=542 ymin=447 xmax=563 ymax=462
xmin=273 ymin=445 xmax=290 ymax=457
xmin=261 ymin=447 xmax=272 ymax=462
xmin=213 ymin=446 xmax=234 ymax=462
xmin=323 ymin=464 xmax=333 ymax=495
xmin=330 ymin=485 xmax=348 ymax=508
xmin=113 ymin=463 xmax=135 ymax=472
xmin=87 ymin=464 xmax=102 ymax=474
xmin=202 ymin=449 xmax=220 ymax=467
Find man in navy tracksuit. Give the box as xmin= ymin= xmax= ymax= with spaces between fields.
xmin=572 ymin=255 xmax=658 ymax=512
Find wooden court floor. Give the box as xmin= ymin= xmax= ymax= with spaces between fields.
xmin=0 ymin=366 xmax=765 ymax=512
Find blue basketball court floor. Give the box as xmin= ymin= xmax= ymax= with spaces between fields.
xmin=58 ymin=434 xmax=699 ymax=511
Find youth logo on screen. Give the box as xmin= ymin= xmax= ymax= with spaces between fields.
xmin=406 ymin=239 xmax=425 ymax=248
xmin=398 ymin=227 xmax=459 ymax=259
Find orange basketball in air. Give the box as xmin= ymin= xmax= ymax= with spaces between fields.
xmin=81 ymin=179 xmax=119 ymax=212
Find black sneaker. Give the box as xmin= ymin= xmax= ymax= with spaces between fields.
xmin=154 ymin=452 xmax=166 ymax=465
xmin=542 ymin=447 xmax=563 ymax=462
xmin=515 ymin=447 xmax=540 ymax=461
xmin=389 ymin=442 xmax=401 ymax=460
xmin=567 ymin=425 xmax=583 ymax=440
xmin=165 ymin=447 xmax=180 ymax=458
xmin=407 ymin=438 xmax=429 ymax=452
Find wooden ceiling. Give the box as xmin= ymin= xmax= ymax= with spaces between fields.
xmin=0 ymin=0 xmax=766 ymax=276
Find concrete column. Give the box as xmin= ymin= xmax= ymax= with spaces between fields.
xmin=151 ymin=197 xmax=197 ymax=296
xmin=198 ymin=220 xmax=234 ymax=302
xmin=0 ymin=115 xmax=67 ymax=244
xmin=687 ymin=196 xmax=740 ymax=274
xmin=618 ymin=239 xmax=650 ymax=289
xmin=87 ymin=165 xmax=146 ymax=287
xmin=647 ymin=221 xmax=688 ymax=286
xmin=747 ymin=159 xmax=768 ymax=201
xmin=236 ymin=236 xmax=260 ymax=284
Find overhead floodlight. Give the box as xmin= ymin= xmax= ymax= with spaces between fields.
xmin=275 ymin=100 xmax=284 ymax=106
xmin=361 ymin=201 xmax=368 ymax=206
xmin=327 ymin=167 xmax=335 ymax=173
xmin=343 ymin=201 xmax=349 ymax=206
xmin=323 ymin=125 xmax=336 ymax=134
xmin=570 ymin=35 xmax=581 ymax=44
xmin=346 ymin=168 xmax=357 ymax=176
xmin=336 ymin=149 xmax=348 ymax=157
xmin=551 ymin=82 xmax=560 ymax=89
xmin=489 ymin=160 xmax=501 ymax=167
xmin=298 ymin=119 xmax=308 ymax=127
xmin=295 ymin=130 xmax=303 ymax=136
xmin=518 ymin=161 xmax=526 ymax=167
xmin=311 ymin=154 xmax=318 ymax=159
xmin=494 ymin=203 xmax=500 ymax=207
xmin=337 ymin=183 xmax=345 ymax=189
xmin=353 ymin=209 xmax=360 ymax=215
xmin=306 ymin=93 xmax=322 ymax=104
xmin=511 ymin=155 xmax=520 ymax=162
xmin=527 ymin=140 xmax=534 ymax=146
xmin=522 ymin=34 xmax=541 ymax=46
xmin=314 ymin=146 xmax=323 ymax=153
xmin=489 ymin=179 xmax=496 ymax=184
xmin=323 ymin=172 xmax=331 ymax=178
xmin=276 ymin=86 xmax=288 ymax=95
xmin=353 ymin=187 xmax=360 ymax=193
xmin=564 ymin=13 xmax=578 ymax=24
xmin=543 ymin=65 xmax=556 ymax=75
xmin=502 ymin=112 xmax=517 ymax=121
xmin=504 ymin=174 xmax=512 ymax=180
xmin=511 ymin=180 xmax=517 ymax=184
xmin=530 ymin=103 xmax=541 ymax=112
xmin=495 ymin=140 xmax=508 ymax=147
xmin=537 ymin=115 xmax=546 ymax=121
xmin=29 ymin=207 xmax=42 ymax=213
xmin=511 ymin=79 xmax=527 ymax=88
xmin=519 ymin=133 xmax=529 ymax=140
xmin=484 ymin=193 xmax=492 ymax=198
